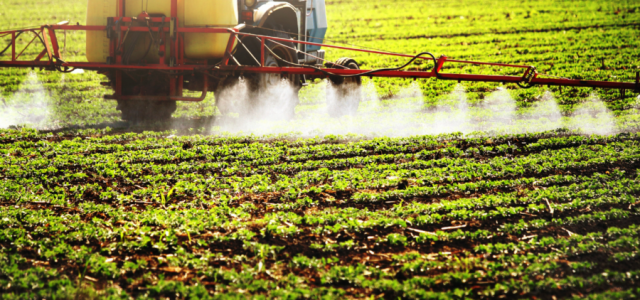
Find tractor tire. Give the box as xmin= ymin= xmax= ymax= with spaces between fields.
xmin=222 ymin=27 xmax=301 ymax=119
xmin=113 ymin=72 xmax=177 ymax=123
xmin=117 ymin=100 xmax=176 ymax=123
xmin=326 ymin=57 xmax=362 ymax=117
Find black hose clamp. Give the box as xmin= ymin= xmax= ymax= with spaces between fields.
xmin=106 ymin=17 xmax=114 ymax=39
xmin=523 ymin=66 xmax=536 ymax=83
xmin=517 ymin=66 xmax=537 ymax=89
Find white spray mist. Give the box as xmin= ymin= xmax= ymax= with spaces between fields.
xmin=212 ymin=78 xmax=432 ymax=137
xmin=316 ymin=80 xmax=425 ymax=136
xmin=214 ymin=77 xmax=250 ymax=118
xmin=362 ymin=80 xmax=380 ymax=104
xmin=428 ymin=84 xmax=470 ymax=134
xmin=256 ymin=78 xmax=299 ymax=120
xmin=519 ymin=90 xmax=563 ymax=132
xmin=475 ymin=86 xmax=516 ymax=131
xmin=0 ymin=72 xmax=52 ymax=129
xmin=570 ymin=92 xmax=616 ymax=135
xmin=532 ymin=90 xmax=562 ymax=122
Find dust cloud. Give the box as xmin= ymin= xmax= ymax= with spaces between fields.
xmin=0 ymin=72 xmax=53 ymax=129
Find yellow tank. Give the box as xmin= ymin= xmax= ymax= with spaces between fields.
xmin=86 ymin=0 xmax=237 ymax=63
xmin=124 ymin=0 xmax=176 ymax=62
xmin=125 ymin=0 xmax=173 ymax=18
xmin=86 ymin=0 xmax=117 ymax=63
xmin=182 ymin=0 xmax=238 ymax=59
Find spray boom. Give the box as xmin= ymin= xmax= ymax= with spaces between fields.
xmin=0 ymin=24 xmax=635 ymax=93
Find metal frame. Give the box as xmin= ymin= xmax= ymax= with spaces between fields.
xmin=0 ymin=0 xmax=638 ymax=102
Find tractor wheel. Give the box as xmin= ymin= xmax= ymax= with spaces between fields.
xmin=326 ymin=57 xmax=362 ymax=117
xmin=114 ymin=72 xmax=177 ymax=122
xmin=223 ymin=28 xmax=300 ymax=119
xmin=117 ymin=100 xmax=177 ymax=122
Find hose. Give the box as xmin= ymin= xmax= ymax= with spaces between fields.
xmin=306 ymin=0 xmax=314 ymax=17
xmin=517 ymin=82 xmax=536 ymax=89
xmin=1 ymin=30 xmax=52 ymax=63
xmin=137 ymin=21 xmax=156 ymax=64
xmin=55 ymin=66 xmax=77 ymax=73
xmin=261 ymin=36 xmax=539 ymax=89
xmin=262 ymin=37 xmax=438 ymax=78
xmin=0 ymin=31 xmax=24 ymax=56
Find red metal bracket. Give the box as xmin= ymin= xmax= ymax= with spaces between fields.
xmin=45 ymin=26 xmax=61 ymax=60
xmin=11 ymin=32 xmax=15 ymax=61
xmin=434 ymin=56 xmax=447 ymax=78
xmin=34 ymin=49 xmax=48 ymax=62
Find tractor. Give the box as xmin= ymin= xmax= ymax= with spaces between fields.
xmin=0 ymin=0 xmax=637 ymax=122
xmin=84 ymin=0 xmax=360 ymax=121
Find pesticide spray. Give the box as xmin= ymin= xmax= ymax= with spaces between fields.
xmin=569 ymin=92 xmax=617 ymax=135
xmin=212 ymin=78 xmax=429 ymax=136
xmin=518 ymin=90 xmax=563 ymax=132
xmin=206 ymin=77 xmax=629 ymax=137
xmin=426 ymin=84 xmax=470 ymax=134
xmin=473 ymin=86 xmax=516 ymax=132
xmin=0 ymin=72 xmax=52 ymax=129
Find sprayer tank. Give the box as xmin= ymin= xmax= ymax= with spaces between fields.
xmin=86 ymin=0 xmax=238 ymax=62
xmin=86 ymin=0 xmax=117 ymax=63
xmin=182 ymin=0 xmax=238 ymax=59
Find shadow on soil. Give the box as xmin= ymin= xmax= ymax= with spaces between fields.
xmin=41 ymin=116 xmax=219 ymax=135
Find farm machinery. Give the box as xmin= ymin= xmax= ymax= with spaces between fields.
xmin=0 ymin=0 xmax=638 ymax=121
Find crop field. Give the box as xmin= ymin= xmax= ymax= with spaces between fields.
xmin=2 ymin=0 xmax=640 ymax=299
xmin=3 ymin=129 xmax=640 ymax=299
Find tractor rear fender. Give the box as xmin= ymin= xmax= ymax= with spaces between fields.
xmin=252 ymin=2 xmax=300 ymax=41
